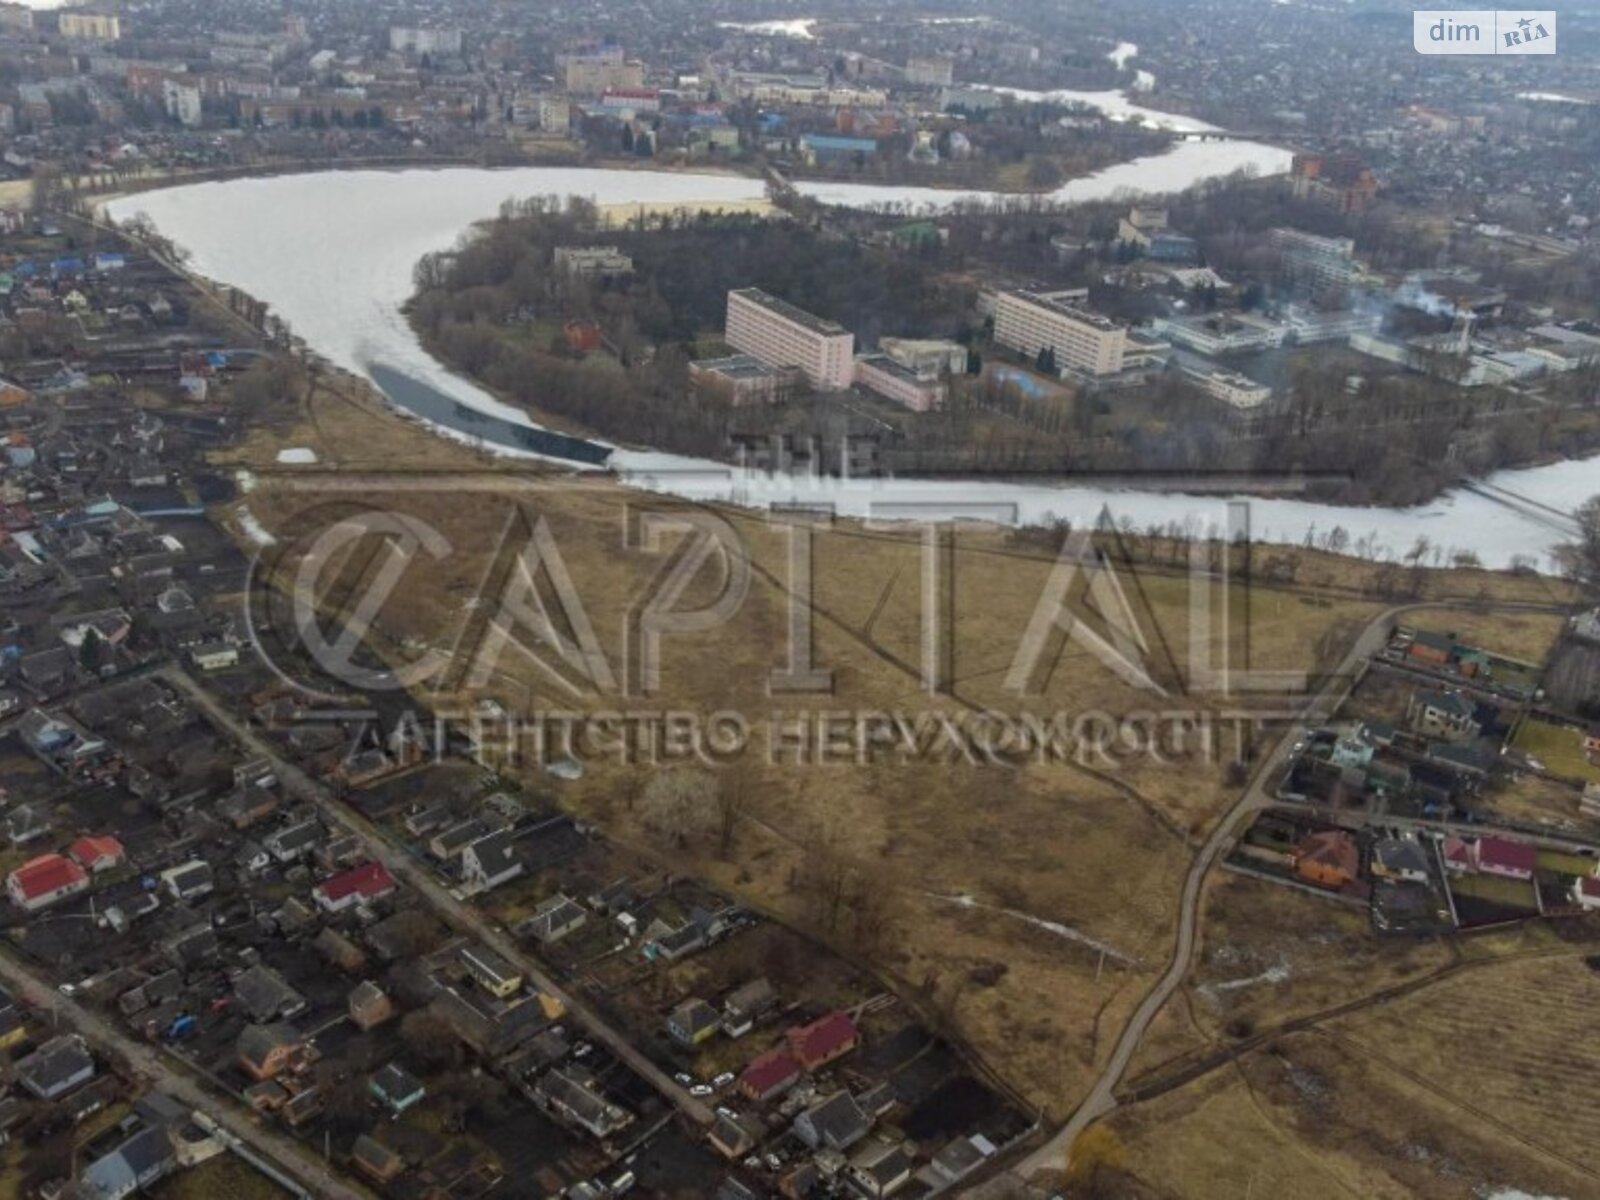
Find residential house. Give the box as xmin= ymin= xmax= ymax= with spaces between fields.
xmin=1370 ymin=837 xmax=1430 ymax=884
xmin=189 ymin=642 xmax=239 ymax=672
xmin=264 ymin=819 xmax=322 ymax=864
xmin=1407 ymin=689 xmax=1480 ymax=742
xmin=351 ymin=1134 xmax=405 ymax=1183
xmin=1290 ymin=830 xmax=1359 ymax=890
xmin=234 ymin=964 xmax=307 ymax=1023
xmin=79 ymin=1124 xmax=176 ymax=1199
xmin=1477 ymin=837 xmax=1537 ymax=881
xmin=666 ymin=998 xmax=721 ymax=1048
xmin=522 ymin=893 xmax=587 ymax=944
xmin=793 ymin=1091 xmax=872 ymax=1151
xmin=160 ymin=860 xmax=214 ymax=903
xmin=7 ymin=852 xmax=89 ymax=911
xmin=460 ymin=944 xmax=523 ymax=998
xmin=1406 ymin=630 xmax=1456 ymax=667
xmin=721 ymin=977 xmax=778 ymax=1037
xmin=738 ymin=1048 xmax=801 ymax=1102
xmin=786 ymin=1010 xmax=859 ymax=1070
xmin=709 ymin=1111 xmax=762 ymax=1159
xmin=848 ymin=1141 xmax=914 ymax=1198
xmin=462 ymin=830 xmax=523 ymax=892
xmin=238 ymin=1023 xmax=304 ymax=1081
xmin=429 ymin=817 xmax=488 ymax=861
xmin=67 ymin=833 xmax=125 ymax=873
xmin=928 ymin=1135 xmax=997 ymax=1186
xmin=312 ymin=861 xmax=397 ymax=913
xmin=369 ymin=1063 xmax=426 ymax=1116
xmin=533 ymin=1066 xmax=631 ymax=1139
xmin=17 ymin=1035 xmax=95 ymax=1099
xmin=217 ymin=785 xmax=279 ymax=830
xmin=314 ymin=926 xmax=367 ymax=974
xmin=349 ymin=981 xmax=395 ymax=1031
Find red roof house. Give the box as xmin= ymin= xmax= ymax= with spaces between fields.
xmin=312 ymin=861 xmax=397 ymax=913
xmin=67 ymin=834 xmax=125 ymax=873
xmin=785 ymin=1011 xmax=859 ymax=1071
xmin=1476 ymin=837 xmax=1536 ymax=881
xmin=7 ymin=853 xmax=89 ymax=912
xmin=738 ymin=1049 xmax=801 ymax=1102
xmin=1441 ymin=835 xmax=1472 ymax=872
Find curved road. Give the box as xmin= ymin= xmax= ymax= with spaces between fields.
xmin=1013 ymin=597 xmax=1571 ymax=1182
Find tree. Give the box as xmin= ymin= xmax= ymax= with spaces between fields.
xmin=1025 ymin=156 xmax=1064 ymax=190
xmin=399 ymin=1009 xmax=460 ymax=1070
xmin=78 ymin=628 xmax=103 ymax=674
xmin=1557 ymin=494 xmax=1600 ymax=595
xmin=638 ymin=767 xmax=720 ymax=848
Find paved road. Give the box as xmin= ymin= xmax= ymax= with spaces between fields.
xmin=161 ymin=666 xmax=715 ymax=1129
xmin=0 ymin=951 xmax=364 ymax=1200
xmin=1012 ymin=598 xmax=1570 ymax=1182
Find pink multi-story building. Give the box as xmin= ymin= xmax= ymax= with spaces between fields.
xmin=725 ymin=288 xmax=855 ymax=391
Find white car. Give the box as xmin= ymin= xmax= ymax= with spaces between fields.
xmin=689 ymin=1084 xmax=714 ymax=1097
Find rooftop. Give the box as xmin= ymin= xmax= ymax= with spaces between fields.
xmin=729 ymin=288 xmax=847 ymax=337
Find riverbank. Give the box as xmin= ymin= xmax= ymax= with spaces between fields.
xmin=103 ymin=163 xmax=1593 ymax=570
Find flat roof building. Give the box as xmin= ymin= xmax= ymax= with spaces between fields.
xmin=725 ymin=288 xmax=855 ymax=391
xmin=688 ymin=354 xmax=802 ymax=405
xmin=992 ymin=289 xmax=1127 ymax=377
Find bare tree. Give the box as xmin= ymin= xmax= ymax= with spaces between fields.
xmin=638 ymin=766 xmax=720 ymax=848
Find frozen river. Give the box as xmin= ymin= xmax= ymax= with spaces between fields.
xmin=106 ymin=155 xmax=1591 ymax=570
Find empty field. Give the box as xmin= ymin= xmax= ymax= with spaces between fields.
xmin=1334 ymin=954 xmax=1600 ymax=1178
xmin=1512 ymin=716 xmax=1600 ymax=784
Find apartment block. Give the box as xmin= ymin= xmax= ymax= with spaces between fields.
xmin=58 ymin=12 xmax=120 ymax=40
xmin=905 ymin=55 xmax=955 ymax=87
xmin=725 ymin=289 xmax=854 ymax=391
xmin=992 ymin=289 xmax=1127 ymax=377
xmin=389 ymin=26 xmax=463 ymax=56
xmin=564 ymin=57 xmax=643 ymax=97
xmin=1270 ymin=227 xmax=1361 ymax=293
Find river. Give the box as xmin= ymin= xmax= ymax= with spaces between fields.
xmin=105 ymin=157 xmax=1591 ymax=570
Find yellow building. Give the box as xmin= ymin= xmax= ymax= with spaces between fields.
xmin=58 ymin=12 xmax=121 ymax=40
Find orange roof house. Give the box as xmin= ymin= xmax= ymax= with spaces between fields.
xmin=1291 ymin=830 xmax=1359 ymax=890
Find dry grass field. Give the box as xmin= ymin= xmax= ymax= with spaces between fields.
xmin=1124 ymin=872 xmax=1457 ymax=1075
xmin=1333 ymin=952 xmax=1600 ymax=1179
xmin=217 ymin=371 xmax=1580 ymax=1127
xmin=1107 ymin=1026 xmax=1598 ymax=1199
xmin=1400 ymin=605 xmax=1568 ymax=665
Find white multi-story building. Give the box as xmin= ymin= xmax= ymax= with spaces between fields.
xmin=725 ymin=288 xmax=854 ymax=391
xmin=992 ymin=290 xmax=1127 ymax=376
xmin=553 ymin=245 xmax=633 ymax=277
xmin=905 ymin=55 xmax=954 ymax=86
xmin=389 ymin=26 xmax=462 ymax=55
xmin=1270 ymin=227 xmax=1361 ymax=292
xmin=162 ymin=78 xmax=202 ymax=127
